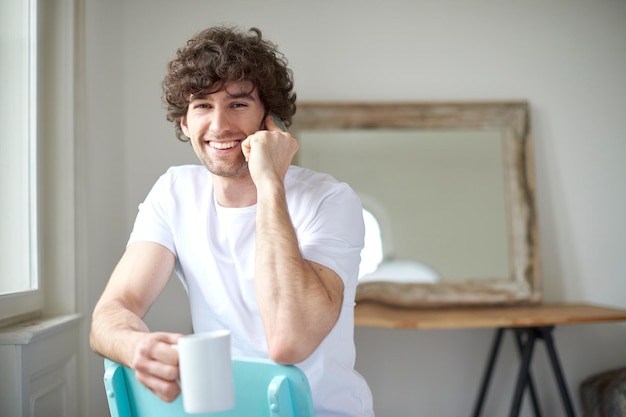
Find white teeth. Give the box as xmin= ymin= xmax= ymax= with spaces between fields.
xmin=209 ymin=141 xmax=238 ymax=150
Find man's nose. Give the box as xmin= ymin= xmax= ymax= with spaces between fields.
xmin=209 ymin=108 xmax=233 ymax=134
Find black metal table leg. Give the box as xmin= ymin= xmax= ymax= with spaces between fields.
xmin=539 ymin=327 xmax=577 ymax=417
xmin=471 ymin=328 xmax=504 ymax=417
xmin=470 ymin=326 xmax=578 ymax=417
xmin=509 ymin=328 xmax=538 ymax=417
xmin=514 ymin=329 xmax=543 ymax=417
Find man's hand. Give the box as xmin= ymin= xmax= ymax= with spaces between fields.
xmin=241 ymin=115 xmax=299 ymax=186
xmin=130 ymin=332 xmax=184 ymax=402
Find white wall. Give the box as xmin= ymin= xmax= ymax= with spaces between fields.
xmin=82 ymin=1 xmax=626 ymax=415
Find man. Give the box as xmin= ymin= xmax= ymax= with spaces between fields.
xmin=90 ymin=26 xmax=374 ymax=417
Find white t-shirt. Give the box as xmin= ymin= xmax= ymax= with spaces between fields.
xmin=128 ymin=165 xmax=374 ymax=417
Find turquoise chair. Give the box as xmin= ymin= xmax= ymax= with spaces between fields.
xmin=103 ymin=357 xmax=315 ymax=417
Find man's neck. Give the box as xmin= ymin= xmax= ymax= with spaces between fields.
xmin=212 ymin=174 xmax=258 ymax=208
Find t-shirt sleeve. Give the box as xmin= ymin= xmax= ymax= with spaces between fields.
xmin=298 ymin=182 xmax=365 ymax=292
xmin=127 ymin=170 xmax=177 ymax=256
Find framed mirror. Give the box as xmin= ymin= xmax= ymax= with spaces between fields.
xmin=291 ymin=102 xmax=541 ymax=308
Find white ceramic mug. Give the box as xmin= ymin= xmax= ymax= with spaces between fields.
xmin=175 ymin=330 xmax=234 ymax=414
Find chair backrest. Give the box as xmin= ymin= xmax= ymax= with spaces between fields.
xmin=103 ymin=357 xmax=315 ymax=417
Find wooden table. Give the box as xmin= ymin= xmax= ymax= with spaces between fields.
xmin=355 ymin=302 xmax=626 ymax=417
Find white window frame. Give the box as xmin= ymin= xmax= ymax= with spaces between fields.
xmin=0 ymin=0 xmax=41 ymax=322
xmin=0 ymin=0 xmax=79 ymax=324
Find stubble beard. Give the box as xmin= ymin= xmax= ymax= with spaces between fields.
xmin=202 ymin=153 xmax=249 ymax=178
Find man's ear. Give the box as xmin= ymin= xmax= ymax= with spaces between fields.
xmin=180 ymin=116 xmax=189 ymax=137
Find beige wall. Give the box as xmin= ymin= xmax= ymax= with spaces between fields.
xmin=82 ymin=1 xmax=626 ymax=415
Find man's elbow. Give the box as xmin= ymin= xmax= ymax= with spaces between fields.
xmin=89 ymin=317 xmax=104 ymax=356
xmin=266 ymin=336 xmax=317 ymax=365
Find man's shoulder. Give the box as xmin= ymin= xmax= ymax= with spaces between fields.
xmin=286 ymin=165 xmax=338 ymax=187
xmin=159 ymin=165 xmax=209 ymax=185
xmin=149 ymin=165 xmax=212 ymax=200
xmin=285 ymin=165 xmax=358 ymax=203
xmin=163 ymin=164 xmax=207 ymax=177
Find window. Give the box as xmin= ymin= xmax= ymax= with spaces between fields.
xmin=0 ymin=0 xmax=78 ymax=323
xmin=359 ymin=208 xmax=384 ymax=278
xmin=0 ymin=0 xmax=42 ymax=322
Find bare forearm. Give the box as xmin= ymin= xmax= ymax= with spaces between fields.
xmin=90 ymin=299 xmax=150 ymax=366
xmin=255 ymin=182 xmax=342 ymax=363
xmin=90 ymin=241 xmax=177 ymax=365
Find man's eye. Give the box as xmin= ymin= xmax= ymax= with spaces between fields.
xmin=191 ymin=101 xmax=211 ymax=110
xmin=232 ymin=102 xmax=248 ymax=109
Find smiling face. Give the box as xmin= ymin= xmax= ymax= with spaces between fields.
xmin=181 ymin=81 xmax=266 ymax=178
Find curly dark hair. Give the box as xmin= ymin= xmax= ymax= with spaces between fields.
xmin=162 ymin=26 xmax=297 ymax=142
